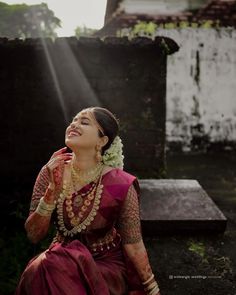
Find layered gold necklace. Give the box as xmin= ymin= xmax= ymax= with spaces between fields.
xmin=56 ymin=161 xmax=105 ymax=237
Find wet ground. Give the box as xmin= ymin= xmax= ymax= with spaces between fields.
xmin=143 ymin=151 xmax=236 ymax=295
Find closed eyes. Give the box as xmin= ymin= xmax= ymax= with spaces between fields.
xmin=71 ymin=117 xmax=90 ymax=125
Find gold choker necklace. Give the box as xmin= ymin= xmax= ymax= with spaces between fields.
xmin=71 ymin=157 xmax=104 ymax=187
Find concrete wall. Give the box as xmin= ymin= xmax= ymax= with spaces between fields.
xmin=155 ymin=28 xmax=236 ymax=152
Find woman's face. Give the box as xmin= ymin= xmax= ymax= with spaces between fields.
xmin=65 ymin=110 xmax=108 ymax=153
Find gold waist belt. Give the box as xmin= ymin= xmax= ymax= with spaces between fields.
xmin=53 ymin=227 xmax=121 ymax=254
xmin=88 ymin=227 xmax=120 ymax=253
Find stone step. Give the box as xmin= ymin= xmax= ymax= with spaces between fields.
xmin=139 ymin=179 xmax=227 ymax=235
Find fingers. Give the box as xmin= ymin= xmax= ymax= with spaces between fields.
xmin=48 ymin=154 xmax=72 ymax=167
xmin=45 ymin=153 xmax=72 ymax=202
xmin=50 ymin=151 xmax=72 ymax=160
xmin=46 ymin=149 xmax=73 ymax=186
xmin=51 ymin=147 xmax=68 ymax=158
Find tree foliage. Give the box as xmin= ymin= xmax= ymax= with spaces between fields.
xmin=75 ymin=25 xmax=98 ymax=38
xmin=0 ymin=2 xmax=61 ymax=39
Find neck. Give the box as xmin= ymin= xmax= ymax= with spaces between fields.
xmin=71 ymin=148 xmax=100 ymax=171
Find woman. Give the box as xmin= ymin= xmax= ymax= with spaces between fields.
xmin=15 ymin=106 xmax=161 ymax=295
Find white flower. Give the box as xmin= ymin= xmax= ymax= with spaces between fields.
xmin=102 ymin=136 xmax=124 ymax=169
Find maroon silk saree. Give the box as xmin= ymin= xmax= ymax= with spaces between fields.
xmin=15 ymin=167 xmax=146 ymax=295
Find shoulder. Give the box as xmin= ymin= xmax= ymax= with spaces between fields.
xmin=106 ymin=167 xmax=137 ymax=182
xmin=106 ymin=167 xmax=140 ymax=195
xmin=117 ymin=168 xmax=141 ymax=196
xmin=118 ymin=168 xmax=137 ymax=182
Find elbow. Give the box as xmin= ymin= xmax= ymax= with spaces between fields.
xmin=24 ymin=219 xmax=30 ymax=236
xmin=24 ymin=214 xmax=33 ymax=233
xmin=24 ymin=219 xmax=42 ymax=244
xmin=27 ymin=233 xmax=40 ymax=244
xmin=24 ymin=212 xmax=50 ymax=244
xmin=25 ymin=228 xmax=43 ymax=244
xmin=24 ymin=222 xmax=35 ymax=244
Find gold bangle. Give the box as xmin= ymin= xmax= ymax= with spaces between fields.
xmin=41 ymin=197 xmax=55 ymax=210
xmin=35 ymin=197 xmax=55 ymax=216
xmin=35 ymin=206 xmax=52 ymax=217
xmin=144 ymin=281 xmax=158 ymax=291
xmin=142 ymin=273 xmax=154 ymax=285
xmin=148 ymin=285 xmax=160 ymax=295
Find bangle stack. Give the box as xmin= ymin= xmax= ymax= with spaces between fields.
xmin=142 ymin=273 xmax=160 ymax=295
xmin=35 ymin=197 xmax=56 ymax=217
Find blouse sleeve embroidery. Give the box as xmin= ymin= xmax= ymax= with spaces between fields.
xmin=29 ymin=165 xmax=50 ymax=214
xmin=116 ymin=182 xmax=143 ymax=245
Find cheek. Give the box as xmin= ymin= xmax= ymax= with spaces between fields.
xmin=84 ymin=126 xmax=97 ymax=135
xmin=84 ymin=127 xmax=99 ymax=141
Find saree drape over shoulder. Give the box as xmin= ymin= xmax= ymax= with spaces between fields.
xmin=15 ymin=165 xmax=146 ymax=295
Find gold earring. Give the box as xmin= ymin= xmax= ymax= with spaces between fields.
xmin=95 ymin=145 xmax=102 ymax=162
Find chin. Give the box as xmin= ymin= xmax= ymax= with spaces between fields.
xmin=65 ymin=137 xmax=77 ymax=148
xmin=66 ymin=135 xmax=84 ymax=149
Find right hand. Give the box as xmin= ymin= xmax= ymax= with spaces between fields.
xmin=46 ymin=146 xmax=72 ymax=191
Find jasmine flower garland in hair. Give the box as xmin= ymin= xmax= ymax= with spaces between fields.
xmin=102 ymin=136 xmax=124 ymax=169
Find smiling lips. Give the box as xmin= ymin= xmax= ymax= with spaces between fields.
xmin=68 ymin=130 xmax=81 ymax=137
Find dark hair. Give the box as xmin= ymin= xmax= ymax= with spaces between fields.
xmin=84 ymin=106 xmax=120 ymax=155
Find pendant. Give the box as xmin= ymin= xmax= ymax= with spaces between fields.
xmin=74 ymin=195 xmax=83 ymax=207
xmin=71 ymin=216 xmax=80 ymax=226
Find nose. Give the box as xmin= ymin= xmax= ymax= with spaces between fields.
xmin=70 ymin=121 xmax=80 ymax=128
xmin=69 ymin=122 xmax=80 ymax=133
xmin=70 ymin=122 xmax=76 ymax=128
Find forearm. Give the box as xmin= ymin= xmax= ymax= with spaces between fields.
xmin=123 ymin=239 xmax=153 ymax=281
xmin=123 ymin=239 xmax=160 ymax=294
xmin=25 ymin=184 xmax=55 ymax=244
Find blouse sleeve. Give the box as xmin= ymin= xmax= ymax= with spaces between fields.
xmin=29 ymin=165 xmax=50 ymax=214
xmin=116 ymin=181 xmax=143 ymax=245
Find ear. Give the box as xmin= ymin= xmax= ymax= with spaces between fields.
xmin=100 ymin=135 xmax=109 ymax=148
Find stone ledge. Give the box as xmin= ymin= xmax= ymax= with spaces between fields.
xmin=0 ymin=36 xmax=179 ymax=55
xmin=139 ymin=179 xmax=227 ymax=235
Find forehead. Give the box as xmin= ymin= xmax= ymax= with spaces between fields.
xmin=75 ymin=110 xmax=92 ymax=119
